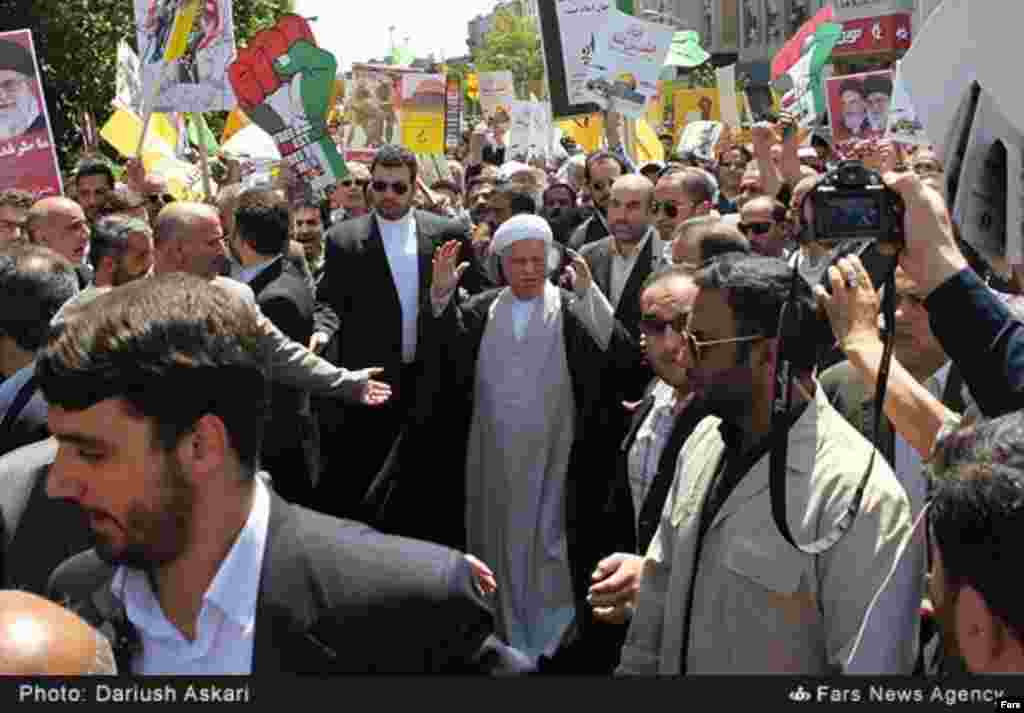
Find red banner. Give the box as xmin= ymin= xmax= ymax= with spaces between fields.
xmin=0 ymin=29 xmax=62 ymax=197
xmin=830 ymin=14 xmax=912 ymax=57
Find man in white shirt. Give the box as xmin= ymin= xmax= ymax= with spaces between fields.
xmin=43 ymin=273 xmax=531 ymax=675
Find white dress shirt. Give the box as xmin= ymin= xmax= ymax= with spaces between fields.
xmin=376 ymin=211 xmax=420 ymax=364
xmin=609 ymin=229 xmax=662 ymax=309
xmin=112 ymin=478 xmax=271 ymax=675
xmin=892 ymin=361 xmax=952 ymax=515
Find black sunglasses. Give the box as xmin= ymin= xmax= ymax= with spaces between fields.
xmin=638 ymin=312 xmax=688 ymax=337
xmin=146 ymin=193 xmax=175 ymax=205
xmin=651 ymin=200 xmax=695 ymax=219
xmin=371 ymin=180 xmax=409 ymax=195
xmin=739 ymin=222 xmax=773 ymax=236
xmin=340 ymin=178 xmax=369 ymax=188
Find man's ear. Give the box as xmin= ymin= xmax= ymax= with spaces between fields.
xmin=955 ymin=584 xmax=1001 ymax=673
xmin=176 ymin=413 xmax=230 ymax=484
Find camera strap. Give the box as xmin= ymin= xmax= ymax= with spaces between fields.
xmin=769 ymin=256 xmax=898 ymax=555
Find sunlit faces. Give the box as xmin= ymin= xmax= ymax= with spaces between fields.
xmin=76 ymin=175 xmax=112 ymax=221
xmin=501 ymin=239 xmax=548 ymax=300
xmin=291 ymin=206 xmax=324 ymax=265
xmin=36 ymin=201 xmax=90 ymax=263
xmin=586 ymin=157 xmax=623 ymax=212
xmin=46 ymin=400 xmax=196 ymax=569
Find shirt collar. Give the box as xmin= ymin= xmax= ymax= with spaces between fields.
xmin=112 ymin=477 xmax=272 ymax=635
xmin=610 ymin=226 xmax=657 ymax=260
xmin=238 ymin=255 xmax=280 ymax=285
xmin=375 ymin=209 xmax=415 ymax=229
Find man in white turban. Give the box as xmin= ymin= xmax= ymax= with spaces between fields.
xmin=430 ymin=214 xmax=630 ymax=665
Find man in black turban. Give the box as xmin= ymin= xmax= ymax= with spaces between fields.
xmin=0 ymin=38 xmax=45 ymax=142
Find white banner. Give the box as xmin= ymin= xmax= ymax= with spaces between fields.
xmin=884 ymin=61 xmax=928 ymax=145
xmin=134 ymin=0 xmax=237 ymax=113
xmin=585 ymin=9 xmax=674 ymax=118
xmin=552 ymin=0 xmax=611 ymax=108
xmin=479 ymin=71 xmax=515 ymax=122
xmin=114 ymin=39 xmax=144 ymax=115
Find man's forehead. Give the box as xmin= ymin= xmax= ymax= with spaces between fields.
xmin=293 ymin=206 xmax=320 ymax=220
xmin=741 ymin=200 xmax=773 ymax=219
xmin=373 ymin=164 xmax=411 ymax=180
xmin=590 ymin=158 xmax=621 ymax=175
xmin=690 ymin=288 xmax=733 ymax=330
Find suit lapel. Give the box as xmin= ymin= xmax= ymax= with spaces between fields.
xmin=616 ymin=234 xmax=653 ymax=317
xmin=620 ymin=395 xmax=655 ymax=453
xmin=596 ymin=242 xmax=613 ymax=300
xmin=252 ymin=493 xmax=338 ymax=674
xmin=246 ymin=257 xmax=284 ymax=297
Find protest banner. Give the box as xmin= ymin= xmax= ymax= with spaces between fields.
xmin=537 ymin=0 xmax=607 ymax=119
xmin=399 ymin=73 xmax=445 ymax=155
xmin=583 ymin=8 xmax=673 ymax=118
xmin=134 ymin=0 xmax=237 ymax=113
xmin=884 ymin=61 xmax=927 ymax=146
xmin=825 ymin=69 xmax=894 ymax=154
xmin=347 ymin=64 xmax=401 ymax=148
xmin=228 ymin=14 xmax=348 ymax=202
xmin=677 ymin=120 xmax=723 ymax=160
xmin=0 ymin=30 xmax=62 ymax=196
xmin=479 ymin=71 xmax=515 ymax=123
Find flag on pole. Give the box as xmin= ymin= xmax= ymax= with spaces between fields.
xmin=778 ymin=21 xmax=842 ymax=127
xmin=164 ymin=0 xmax=204 ymax=62
xmin=771 ymin=5 xmax=835 ymax=81
xmin=188 ymin=113 xmax=219 ymax=153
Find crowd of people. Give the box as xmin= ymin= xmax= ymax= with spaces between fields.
xmin=0 ymin=94 xmax=1022 ymax=679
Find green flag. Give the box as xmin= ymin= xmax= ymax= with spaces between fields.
xmin=391 ymin=44 xmax=415 ymax=67
xmin=664 ymin=31 xmax=710 ymax=68
xmin=188 ymin=113 xmax=219 ymax=154
xmin=616 ymin=0 xmax=634 ymax=15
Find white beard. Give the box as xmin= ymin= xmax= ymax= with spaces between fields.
xmin=0 ymin=88 xmax=40 ymax=142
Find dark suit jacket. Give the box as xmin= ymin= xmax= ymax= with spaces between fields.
xmin=820 ymin=359 xmax=966 ymax=465
xmin=579 ymin=235 xmax=655 ymax=405
xmin=248 ymin=257 xmax=320 ymax=499
xmin=48 ymin=490 xmax=532 ymax=675
xmin=567 ymin=214 xmax=610 ymax=251
xmin=0 ymin=365 xmax=48 ymax=459
xmin=0 ymin=438 xmax=92 ymax=594
xmin=314 ymin=210 xmax=483 ymax=518
xmin=603 ymin=392 xmax=711 ymax=557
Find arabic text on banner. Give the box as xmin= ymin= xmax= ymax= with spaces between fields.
xmin=553 ymin=0 xmax=611 ymax=108
xmin=585 ymin=9 xmax=674 ymax=118
xmin=0 ymin=29 xmax=62 ymax=196
xmin=400 ymin=73 xmax=445 ymax=155
xmin=134 ymin=0 xmax=237 ymax=113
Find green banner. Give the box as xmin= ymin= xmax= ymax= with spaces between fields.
xmin=616 ymin=0 xmax=634 ymax=15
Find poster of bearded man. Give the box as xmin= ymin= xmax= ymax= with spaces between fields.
xmin=0 ymin=30 xmax=62 ymax=197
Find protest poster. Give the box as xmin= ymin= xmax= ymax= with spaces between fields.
xmin=536 ymin=0 xmax=607 ymax=119
xmin=530 ymin=99 xmax=552 ymax=162
xmin=507 ymin=100 xmax=534 ymax=161
xmin=134 ymin=0 xmax=237 ymax=113
xmin=825 ymin=69 xmax=894 ymax=153
xmin=479 ymin=71 xmax=515 ymax=123
xmin=584 ymin=9 xmax=673 ymax=118
xmin=0 ymin=30 xmax=62 ymax=196
xmin=445 ymin=76 xmax=463 ymax=151
xmin=399 ymin=73 xmax=445 ymax=155
xmin=677 ymin=120 xmax=723 ymax=160
xmin=884 ymin=61 xmax=927 ymax=146
xmin=228 ymin=14 xmax=348 ymax=202
xmin=347 ymin=64 xmax=401 ymax=148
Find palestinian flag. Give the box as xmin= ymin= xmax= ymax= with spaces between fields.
xmin=771 ymin=5 xmax=835 ymax=81
xmin=775 ymin=14 xmax=842 ymax=127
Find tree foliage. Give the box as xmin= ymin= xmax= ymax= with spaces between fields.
xmin=471 ymin=9 xmax=544 ymax=96
xmin=0 ymin=0 xmax=293 ymax=170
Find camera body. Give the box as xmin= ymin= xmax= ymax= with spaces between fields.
xmin=811 ymin=160 xmax=904 ymax=245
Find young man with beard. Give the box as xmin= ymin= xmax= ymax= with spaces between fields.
xmin=617 ymin=255 xmax=916 ymax=675
xmin=87 ymin=217 xmax=154 ymax=289
xmin=0 ymin=39 xmax=45 ymax=142
xmin=42 ymin=273 xmax=530 ymax=675
xmin=74 ymin=161 xmax=115 ymax=224
xmin=568 ymin=152 xmax=627 ymax=250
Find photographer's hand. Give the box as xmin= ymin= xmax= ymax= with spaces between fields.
xmin=880 ymin=171 xmax=968 ymax=297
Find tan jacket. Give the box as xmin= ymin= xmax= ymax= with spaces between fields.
xmin=617 ymin=385 xmax=916 ymax=675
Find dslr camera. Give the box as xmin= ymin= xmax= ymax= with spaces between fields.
xmin=811 ymin=160 xmax=904 ymax=246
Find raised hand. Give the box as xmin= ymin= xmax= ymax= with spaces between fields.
xmin=561 ymin=248 xmax=592 ymax=295
xmin=431 ymin=239 xmax=469 ymax=301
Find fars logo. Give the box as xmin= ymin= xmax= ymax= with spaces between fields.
xmin=789 ymin=686 xmax=812 ymax=703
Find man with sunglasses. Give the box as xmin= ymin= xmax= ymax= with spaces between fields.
xmin=328 ymin=162 xmax=371 ymax=224
xmin=738 ymin=196 xmax=788 ymax=258
xmin=567 ymin=151 xmax=627 ymax=251
xmin=652 ymin=169 xmax=714 ymax=246
xmin=316 ymin=144 xmax=485 ymax=539
xmin=618 ymin=255 xmax=915 ymax=675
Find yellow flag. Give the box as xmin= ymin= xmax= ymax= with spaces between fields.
xmin=165 ymin=0 xmax=203 ymax=62
xmin=556 ymin=115 xmax=604 ymax=154
xmin=635 ymin=118 xmax=665 ymax=164
xmin=101 ymin=108 xmax=179 ymax=158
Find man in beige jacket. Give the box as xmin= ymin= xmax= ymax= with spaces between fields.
xmin=617 ymin=254 xmax=919 ymax=675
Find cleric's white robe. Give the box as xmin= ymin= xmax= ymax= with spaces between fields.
xmin=464 ymin=280 xmax=614 ymax=661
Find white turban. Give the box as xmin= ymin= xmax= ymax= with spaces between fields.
xmin=487 ymin=214 xmax=562 ymax=285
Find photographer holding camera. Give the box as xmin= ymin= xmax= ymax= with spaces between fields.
xmin=617 ymin=253 xmax=916 ymax=676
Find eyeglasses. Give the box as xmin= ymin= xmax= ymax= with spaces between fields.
xmin=638 ymin=311 xmax=688 ymax=337
xmin=371 ymin=180 xmax=409 ymax=195
xmin=913 ymin=161 xmax=942 ymax=176
xmin=652 ymin=201 xmax=689 ymax=219
xmin=340 ymin=178 xmax=369 ymax=188
xmin=685 ymin=331 xmax=764 ymax=363
xmin=739 ymin=221 xmax=774 ymax=236
xmin=146 ymin=193 xmax=175 ymax=205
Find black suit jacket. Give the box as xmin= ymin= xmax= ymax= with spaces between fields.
xmin=0 ymin=368 xmax=48 ymax=459
xmin=567 ymin=214 xmax=610 ymax=251
xmin=580 ymin=235 xmax=656 ymax=404
xmin=248 ymin=257 xmax=320 ymax=502
xmin=48 ymin=490 xmax=533 ymax=674
xmin=0 ymin=438 xmax=92 ymax=594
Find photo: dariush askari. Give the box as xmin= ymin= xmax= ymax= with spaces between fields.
xmin=94 ymin=684 xmax=252 ymax=704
